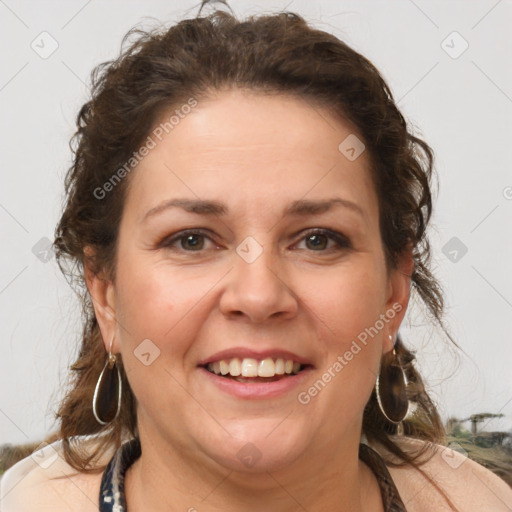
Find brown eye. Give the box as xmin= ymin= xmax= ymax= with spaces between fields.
xmin=304 ymin=233 xmax=329 ymax=250
xmin=160 ymin=229 xmax=214 ymax=252
xmin=180 ymin=234 xmax=205 ymax=251
xmin=296 ymin=229 xmax=351 ymax=252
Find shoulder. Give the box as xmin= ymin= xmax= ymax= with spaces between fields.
xmin=370 ymin=436 xmax=512 ymax=512
xmin=0 ymin=435 xmax=116 ymax=512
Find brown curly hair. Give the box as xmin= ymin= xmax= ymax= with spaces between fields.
xmin=52 ymin=9 xmax=459 ymax=508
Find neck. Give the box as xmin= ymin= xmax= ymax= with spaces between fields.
xmin=124 ymin=423 xmax=382 ymax=512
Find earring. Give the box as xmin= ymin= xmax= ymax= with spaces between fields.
xmin=92 ymin=335 xmax=122 ymax=425
xmin=375 ymin=335 xmax=409 ymax=429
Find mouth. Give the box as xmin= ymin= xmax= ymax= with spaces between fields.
xmin=200 ymin=357 xmax=312 ymax=383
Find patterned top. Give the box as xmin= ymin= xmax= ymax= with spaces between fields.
xmin=99 ymin=437 xmax=407 ymax=511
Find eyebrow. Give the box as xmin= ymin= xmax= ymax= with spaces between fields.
xmin=142 ymin=197 xmax=366 ymax=222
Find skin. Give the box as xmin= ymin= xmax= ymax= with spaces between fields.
xmin=86 ymin=88 xmax=414 ymax=512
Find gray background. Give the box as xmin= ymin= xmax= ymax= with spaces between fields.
xmin=1 ymin=0 xmax=511 ymax=445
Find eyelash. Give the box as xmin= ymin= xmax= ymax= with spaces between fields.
xmin=160 ymin=228 xmax=351 ymax=254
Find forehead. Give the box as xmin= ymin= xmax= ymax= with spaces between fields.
xmin=123 ymin=89 xmax=378 ymax=225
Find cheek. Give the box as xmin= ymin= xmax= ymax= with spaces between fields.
xmin=304 ymin=258 xmax=387 ymax=339
xmin=298 ymin=259 xmax=387 ymax=407
xmin=113 ymin=250 xmax=222 ymax=351
xmin=115 ymin=260 xmax=173 ymax=337
xmin=113 ymin=253 xmax=195 ymax=412
xmin=112 ymin=245 xmax=190 ymax=376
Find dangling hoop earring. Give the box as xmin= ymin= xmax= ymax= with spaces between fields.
xmin=92 ymin=335 xmax=122 ymax=425
xmin=375 ymin=335 xmax=409 ymax=433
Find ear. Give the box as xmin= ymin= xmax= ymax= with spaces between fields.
xmin=83 ymin=246 xmax=119 ymax=353
xmin=382 ymin=245 xmax=414 ymax=354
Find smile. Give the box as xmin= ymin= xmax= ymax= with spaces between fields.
xmin=204 ymin=357 xmax=307 ymax=382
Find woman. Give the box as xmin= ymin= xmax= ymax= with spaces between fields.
xmin=1 ymin=8 xmax=511 ymax=512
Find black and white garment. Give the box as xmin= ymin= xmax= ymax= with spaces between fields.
xmin=99 ymin=437 xmax=408 ymax=511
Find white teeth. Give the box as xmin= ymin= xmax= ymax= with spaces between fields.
xmin=206 ymin=357 xmax=303 ymax=378
xmin=275 ymin=358 xmax=285 ymax=374
xmin=258 ymin=358 xmax=275 ymax=377
xmin=229 ymin=358 xmax=241 ymax=376
xmin=219 ymin=360 xmax=230 ymax=375
xmin=241 ymin=358 xmax=259 ymax=377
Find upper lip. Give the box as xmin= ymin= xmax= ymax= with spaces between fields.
xmin=197 ymin=347 xmax=313 ymax=367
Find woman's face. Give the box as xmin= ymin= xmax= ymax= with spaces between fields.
xmin=91 ymin=89 xmax=410 ymax=473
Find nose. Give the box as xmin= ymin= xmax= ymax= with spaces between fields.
xmin=218 ymin=242 xmax=299 ymax=324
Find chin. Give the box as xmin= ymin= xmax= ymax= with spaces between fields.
xmin=204 ymin=421 xmax=309 ymax=474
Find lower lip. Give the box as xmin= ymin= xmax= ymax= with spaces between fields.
xmin=198 ymin=366 xmax=313 ymax=399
